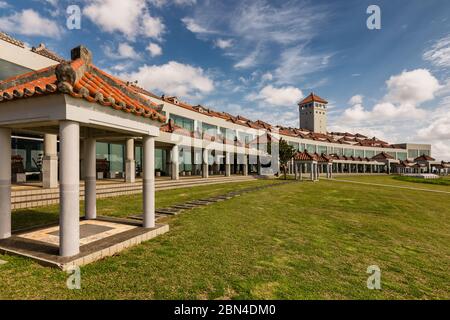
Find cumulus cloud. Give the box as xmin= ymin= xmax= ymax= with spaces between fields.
xmin=150 ymin=0 xmax=196 ymax=7
xmin=385 ymin=69 xmax=442 ymax=105
xmin=341 ymin=69 xmax=441 ymax=124
xmin=146 ymin=42 xmax=162 ymax=57
xmin=0 ymin=9 xmax=60 ymax=37
xmin=104 ymin=43 xmax=141 ymax=60
xmin=0 ymin=1 xmax=10 ymax=8
xmin=84 ymin=0 xmax=165 ymax=40
xmin=423 ymin=35 xmax=450 ymax=68
xmin=247 ymin=85 xmax=303 ymax=107
xmin=118 ymin=61 xmax=214 ymax=99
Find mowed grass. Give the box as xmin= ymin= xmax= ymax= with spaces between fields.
xmin=393 ymin=175 xmax=450 ymax=186
xmin=1 ymin=178 xmax=449 ymax=299
xmin=334 ymin=174 xmax=450 ymax=192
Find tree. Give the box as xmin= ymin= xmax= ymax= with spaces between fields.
xmin=278 ymin=138 xmax=296 ymax=180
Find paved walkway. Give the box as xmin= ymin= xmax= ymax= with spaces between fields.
xmin=331 ymin=178 xmax=450 ymax=194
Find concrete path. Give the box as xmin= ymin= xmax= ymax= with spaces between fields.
xmin=331 ymin=178 xmax=450 ymax=194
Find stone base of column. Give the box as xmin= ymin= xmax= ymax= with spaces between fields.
xmin=125 ymin=160 xmax=136 ymax=183
xmin=243 ymin=164 xmax=248 ymax=176
xmin=42 ymin=155 xmax=58 ymax=189
xmin=225 ymin=164 xmax=231 ymax=177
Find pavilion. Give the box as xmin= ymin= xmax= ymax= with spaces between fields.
xmin=0 ymin=46 xmax=168 ymax=266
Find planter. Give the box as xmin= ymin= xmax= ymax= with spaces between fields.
xmin=155 ymin=171 xmax=161 ymax=177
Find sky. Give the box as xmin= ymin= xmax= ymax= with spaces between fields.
xmin=1 ymin=0 xmax=450 ymax=159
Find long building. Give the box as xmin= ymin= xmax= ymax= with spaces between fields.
xmin=1 ymin=32 xmax=446 ymax=189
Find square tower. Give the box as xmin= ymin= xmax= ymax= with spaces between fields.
xmin=298 ymin=92 xmax=328 ymax=133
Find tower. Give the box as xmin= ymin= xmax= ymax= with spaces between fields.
xmin=298 ymin=92 xmax=328 ymax=133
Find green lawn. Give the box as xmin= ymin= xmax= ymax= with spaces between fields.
xmin=333 ymin=174 xmax=450 ymax=192
xmin=1 ymin=177 xmax=449 ymax=299
xmin=393 ymin=175 xmax=450 ymax=186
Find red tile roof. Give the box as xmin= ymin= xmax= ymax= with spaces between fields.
xmin=298 ymin=92 xmax=328 ymax=105
xmin=0 ymin=46 xmax=166 ymax=123
xmin=371 ymin=152 xmax=395 ymax=160
xmin=414 ymin=154 xmax=435 ymax=162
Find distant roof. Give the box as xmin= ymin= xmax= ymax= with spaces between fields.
xmin=298 ymin=92 xmax=328 ymax=105
xmin=414 ymin=154 xmax=435 ymax=162
xmin=31 ymin=43 xmax=65 ymax=63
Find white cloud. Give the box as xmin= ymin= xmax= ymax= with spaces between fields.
xmin=181 ymin=17 xmax=215 ymax=34
xmin=146 ymin=42 xmax=162 ymax=57
xmin=385 ymin=69 xmax=442 ymax=105
xmin=104 ymin=43 xmax=141 ymax=60
xmin=341 ymin=69 xmax=441 ymax=124
xmin=182 ymin=0 xmax=330 ymax=77
xmin=214 ymin=38 xmax=233 ymax=49
xmin=118 ymin=61 xmax=214 ymax=99
xmin=234 ymin=48 xmax=260 ymax=69
xmin=423 ymin=35 xmax=450 ymax=68
xmin=150 ymin=0 xmax=196 ymax=7
xmin=0 ymin=9 xmax=60 ymax=37
xmin=84 ymin=0 xmax=165 ymax=40
xmin=274 ymin=46 xmax=332 ymax=83
xmin=418 ymin=115 xmax=450 ymax=140
xmin=261 ymin=72 xmax=273 ymax=82
xmin=0 ymin=1 xmax=10 ymax=8
xmin=247 ymin=85 xmax=303 ymax=107
xmin=348 ymin=95 xmax=363 ymax=105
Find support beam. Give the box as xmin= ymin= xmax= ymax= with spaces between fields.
xmin=143 ymin=136 xmax=155 ymax=228
xmin=0 ymin=128 xmax=11 ymax=239
xmin=125 ymin=138 xmax=135 ymax=183
xmin=42 ymin=134 xmax=58 ymax=189
xmin=171 ymin=145 xmax=179 ymax=180
xmin=59 ymin=121 xmax=80 ymax=257
xmin=84 ymin=137 xmax=96 ymax=220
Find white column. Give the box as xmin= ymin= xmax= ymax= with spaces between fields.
xmin=225 ymin=152 xmax=231 ymax=177
xmin=42 ymin=134 xmax=58 ymax=189
xmin=242 ymin=154 xmax=248 ymax=176
xmin=125 ymin=138 xmax=135 ymax=183
xmin=294 ymin=162 xmax=298 ymax=180
xmin=202 ymin=149 xmax=209 ymax=178
xmin=59 ymin=121 xmax=80 ymax=257
xmin=143 ymin=136 xmax=155 ymax=228
xmin=299 ymin=163 xmax=303 ymax=181
xmin=84 ymin=137 xmax=96 ymax=220
xmin=0 ymin=128 xmax=11 ymax=239
xmin=171 ymin=145 xmax=179 ymax=180
xmin=387 ymin=162 xmax=391 ymax=175
xmin=310 ymin=162 xmax=314 ymax=181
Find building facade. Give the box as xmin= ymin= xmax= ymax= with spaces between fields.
xmin=0 ymin=32 xmax=441 ymax=187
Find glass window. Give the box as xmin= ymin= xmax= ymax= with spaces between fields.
xmin=408 ymin=149 xmax=419 ymax=158
xmin=306 ymin=144 xmax=316 ymax=153
xmin=318 ymin=145 xmax=327 ymax=154
xmin=344 ymin=148 xmax=354 ymax=157
xmin=397 ymin=152 xmax=407 ymax=161
xmin=170 ymin=114 xmax=194 ymax=132
xmin=365 ymin=150 xmax=375 ymax=158
xmin=355 ymin=149 xmax=364 ymax=157
xmin=419 ymin=149 xmax=430 ymax=156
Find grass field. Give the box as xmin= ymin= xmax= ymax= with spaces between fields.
xmin=393 ymin=175 xmax=450 ymax=186
xmin=1 ymin=177 xmax=449 ymax=299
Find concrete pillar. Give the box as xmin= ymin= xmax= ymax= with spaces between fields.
xmin=387 ymin=162 xmax=391 ymax=175
xmin=84 ymin=137 xmax=96 ymax=220
xmin=0 ymin=128 xmax=11 ymax=239
xmin=310 ymin=162 xmax=314 ymax=181
xmin=316 ymin=163 xmax=320 ymax=181
xmin=143 ymin=136 xmax=155 ymax=228
xmin=202 ymin=149 xmax=209 ymax=179
xmin=294 ymin=162 xmax=298 ymax=180
xmin=59 ymin=121 xmax=80 ymax=257
xmin=299 ymin=163 xmax=303 ymax=181
xmin=42 ymin=134 xmax=58 ymax=189
xmin=225 ymin=152 xmax=231 ymax=177
xmin=171 ymin=145 xmax=179 ymax=180
xmin=370 ymin=164 xmax=373 ymax=174
xmin=125 ymin=138 xmax=136 ymax=183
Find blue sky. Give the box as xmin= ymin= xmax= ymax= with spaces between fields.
xmin=1 ymin=0 xmax=450 ymax=159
